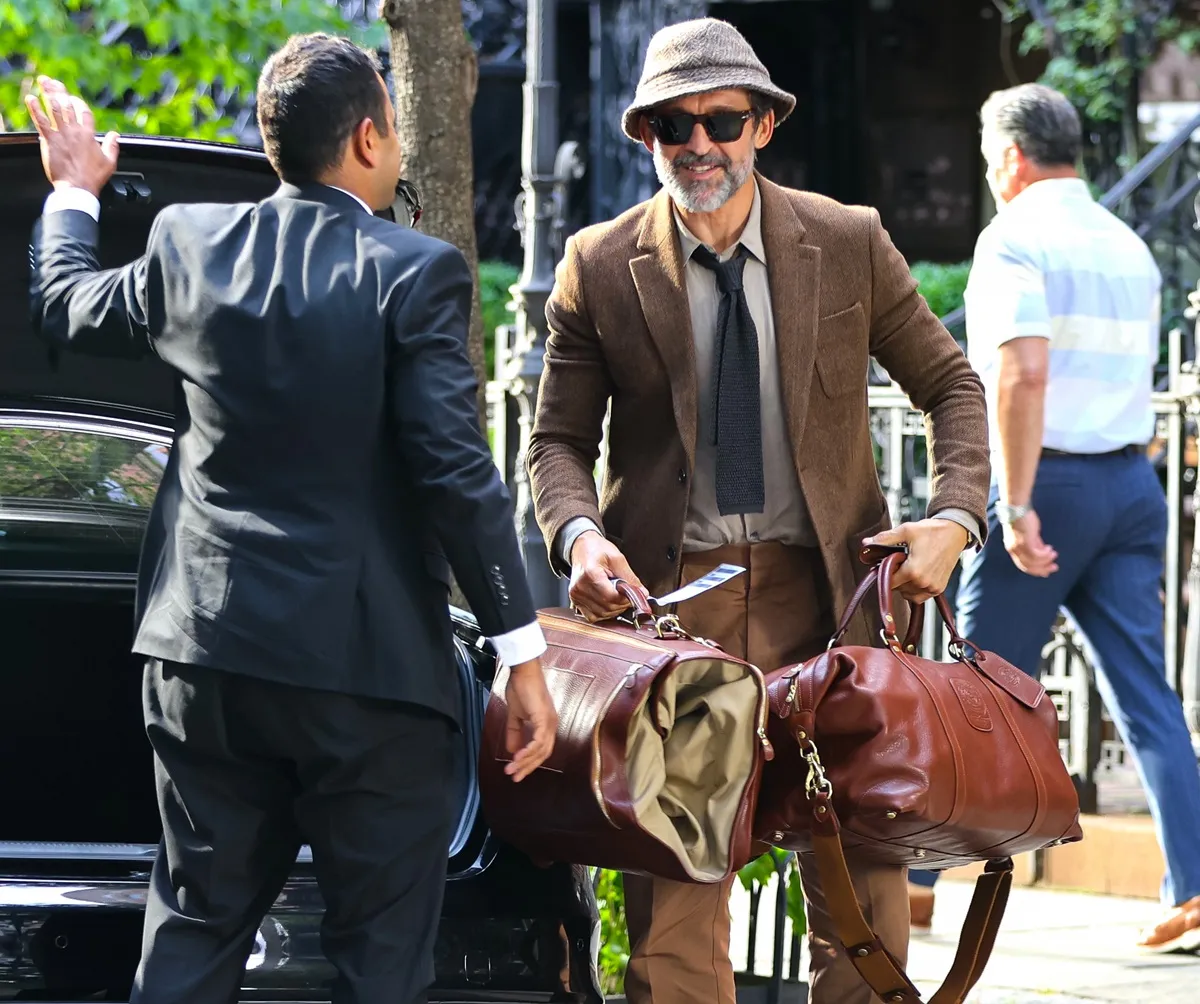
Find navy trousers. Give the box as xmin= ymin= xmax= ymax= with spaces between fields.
xmin=909 ymin=451 xmax=1200 ymax=907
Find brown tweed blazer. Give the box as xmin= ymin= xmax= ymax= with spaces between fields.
xmin=527 ymin=174 xmax=990 ymax=643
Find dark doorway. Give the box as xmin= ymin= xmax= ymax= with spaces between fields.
xmin=708 ymin=0 xmax=863 ymax=205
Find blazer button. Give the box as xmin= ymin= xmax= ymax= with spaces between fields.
xmin=666 ymin=545 xmax=677 ymax=562
xmin=677 ymin=468 xmax=687 ymax=484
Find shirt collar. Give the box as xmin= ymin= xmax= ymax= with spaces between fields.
xmin=1006 ymin=176 xmax=1092 ymax=209
xmin=324 ymin=184 xmax=374 ymax=215
xmin=673 ymin=177 xmax=765 ymax=264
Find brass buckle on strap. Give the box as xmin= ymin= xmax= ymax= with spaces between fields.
xmin=804 ymin=740 xmax=833 ymax=799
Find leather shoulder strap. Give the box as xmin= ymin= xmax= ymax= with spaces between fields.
xmin=808 ymin=795 xmax=1012 ymax=1003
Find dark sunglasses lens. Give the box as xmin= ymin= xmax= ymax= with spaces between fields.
xmin=706 ymin=112 xmax=749 ymax=143
xmin=651 ymin=114 xmax=695 ymax=145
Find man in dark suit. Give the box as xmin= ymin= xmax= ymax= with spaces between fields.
xmin=24 ymin=33 xmax=557 ymax=1004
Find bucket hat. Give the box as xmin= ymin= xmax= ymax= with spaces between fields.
xmin=621 ymin=18 xmax=796 ymax=142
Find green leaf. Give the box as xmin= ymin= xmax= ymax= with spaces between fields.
xmin=737 ymin=849 xmax=780 ymax=891
xmin=786 ymin=865 xmax=807 ymax=936
xmin=0 ymin=0 xmax=361 ymax=139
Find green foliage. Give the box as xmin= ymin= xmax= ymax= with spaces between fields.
xmin=1008 ymin=0 xmax=1200 ymax=127
xmin=0 ymin=0 xmax=384 ymax=140
xmin=595 ymin=869 xmax=630 ymax=995
xmin=909 ymin=260 xmax=971 ymax=320
xmin=478 ymin=260 xmax=520 ymax=379
xmin=736 ymin=848 xmax=807 ymax=936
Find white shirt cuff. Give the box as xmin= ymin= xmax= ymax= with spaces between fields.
xmin=44 ymin=186 xmax=101 ymax=221
xmin=489 ymin=620 xmax=547 ymax=668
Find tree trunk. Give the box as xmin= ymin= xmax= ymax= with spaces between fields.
xmin=381 ymin=0 xmax=486 ymax=431
xmin=381 ymin=0 xmax=488 ymax=611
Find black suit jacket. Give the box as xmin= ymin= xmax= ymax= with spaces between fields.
xmin=29 ymin=182 xmax=534 ymax=723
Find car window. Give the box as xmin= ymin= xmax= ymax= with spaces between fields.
xmin=0 ymin=424 xmax=169 ymax=569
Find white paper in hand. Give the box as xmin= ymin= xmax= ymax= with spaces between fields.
xmin=651 ymin=563 xmax=746 ymax=607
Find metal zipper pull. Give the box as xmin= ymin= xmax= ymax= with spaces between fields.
xmin=757 ymin=726 xmax=775 ymax=761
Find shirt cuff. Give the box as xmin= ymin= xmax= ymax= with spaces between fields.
xmin=489 ymin=620 xmax=547 ymax=668
xmin=44 ymin=186 xmax=101 ymax=221
xmin=932 ymin=508 xmax=982 ymax=551
xmin=557 ymin=516 xmax=604 ymax=566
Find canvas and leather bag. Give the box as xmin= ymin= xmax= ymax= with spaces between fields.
xmin=479 ymin=583 xmax=774 ymax=884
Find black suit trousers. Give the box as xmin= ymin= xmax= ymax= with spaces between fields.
xmin=131 ymin=658 xmax=455 ymax=1004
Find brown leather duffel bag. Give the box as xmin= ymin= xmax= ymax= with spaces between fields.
xmin=479 ymin=584 xmax=774 ymax=884
xmin=754 ymin=550 xmax=1083 ymax=1002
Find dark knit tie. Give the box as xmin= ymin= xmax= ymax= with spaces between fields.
xmin=691 ymin=244 xmax=765 ymax=515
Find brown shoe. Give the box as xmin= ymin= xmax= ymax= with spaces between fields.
xmin=908 ymin=883 xmax=934 ymax=933
xmin=1137 ymin=894 xmax=1200 ymax=953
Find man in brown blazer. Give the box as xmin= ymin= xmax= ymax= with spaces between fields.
xmin=528 ymin=17 xmax=990 ymax=1004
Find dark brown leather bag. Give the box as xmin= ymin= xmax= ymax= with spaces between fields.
xmin=479 ymin=584 xmax=774 ymax=884
xmin=754 ymin=550 xmax=1083 ymax=1003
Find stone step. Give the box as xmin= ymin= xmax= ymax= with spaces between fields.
xmin=939 ymin=813 xmax=1163 ymax=900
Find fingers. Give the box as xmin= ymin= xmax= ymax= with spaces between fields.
xmin=72 ymin=96 xmax=94 ymax=131
xmin=57 ymin=93 xmax=78 ymax=126
xmin=607 ymin=551 xmax=647 ymax=596
xmin=864 ymin=525 xmax=910 ymax=547
xmin=101 ymin=130 xmax=120 ymax=163
xmin=24 ymin=93 xmax=51 ymax=136
xmin=503 ymin=677 xmax=558 ymax=783
xmin=38 ymin=76 xmax=68 ymax=99
xmin=506 ymin=714 xmax=556 ymax=782
xmin=1010 ymin=545 xmax=1058 ymax=577
xmin=889 ymin=561 xmax=943 ymax=601
xmin=28 ymin=78 xmax=94 ymax=133
xmin=568 ymin=567 xmax=628 ymax=622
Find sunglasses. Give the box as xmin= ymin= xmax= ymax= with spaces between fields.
xmin=375 ymin=178 xmax=423 ymax=228
xmin=646 ymin=110 xmax=754 ymax=146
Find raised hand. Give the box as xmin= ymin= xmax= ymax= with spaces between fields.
xmin=24 ymin=75 xmax=120 ymax=198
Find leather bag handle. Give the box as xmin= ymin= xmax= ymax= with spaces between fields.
xmin=826 ymin=561 xmax=923 ymax=653
xmin=806 ymin=790 xmax=1013 ymax=1003
xmin=876 ymin=553 xmax=969 ymax=653
xmin=611 ymin=577 xmax=653 ymax=619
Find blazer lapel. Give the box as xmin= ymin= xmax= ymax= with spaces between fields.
xmin=758 ymin=176 xmax=821 ymax=478
xmin=629 ymin=191 xmax=699 ymax=470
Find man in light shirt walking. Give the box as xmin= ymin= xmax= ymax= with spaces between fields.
xmin=908 ymin=82 xmax=1200 ymax=953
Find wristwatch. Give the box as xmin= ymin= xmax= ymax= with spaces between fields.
xmin=994 ymin=501 xmax=1030 ymax=526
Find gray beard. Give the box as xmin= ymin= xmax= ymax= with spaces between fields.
xmin=654 ymin=142 xmax=755 ymax=213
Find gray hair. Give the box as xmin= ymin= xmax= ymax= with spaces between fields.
xmin=980 ymin=83 xmax=1082 ymax=167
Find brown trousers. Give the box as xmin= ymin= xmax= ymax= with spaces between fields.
xmin=623 ymin=543 xmax=909 ymax=1004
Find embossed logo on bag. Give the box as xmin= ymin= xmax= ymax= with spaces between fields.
xmin=951 ymin=678 xmax=993 ymax=732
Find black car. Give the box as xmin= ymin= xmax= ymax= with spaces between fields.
xmin=0 ymin=131 xmax=602 ymax=1003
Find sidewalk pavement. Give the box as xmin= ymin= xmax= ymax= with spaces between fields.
xmin=729 ymin=877 xmax=1200 ymax=1003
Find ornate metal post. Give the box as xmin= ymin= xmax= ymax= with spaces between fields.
xmin=503 ymin=0 xmax=585 ymax=608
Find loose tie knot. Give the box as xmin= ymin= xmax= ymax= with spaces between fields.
xmin=691 ymin=244 xmax=747 ymax=294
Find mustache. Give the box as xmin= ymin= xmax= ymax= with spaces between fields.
xmin=671 ymin=150 xmax=731 ymax=171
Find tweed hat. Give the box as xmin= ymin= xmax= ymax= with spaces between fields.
xmin=622 ymin=18 xmax=796 ymax=142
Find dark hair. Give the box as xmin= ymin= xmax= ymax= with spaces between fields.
xmin=980 ymin=83 xmax=1081 ymax=168
xmin=749 ymin=92 xmax=772 ymax=123
xmin=256 ymin=33 xmax=389 ymax=183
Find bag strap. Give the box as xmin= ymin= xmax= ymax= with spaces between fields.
xmin=805 ymin=791 xmax=1012 ymax=1003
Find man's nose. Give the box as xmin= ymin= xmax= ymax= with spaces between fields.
xmin=684 ymin=121 xmax=713 ymax=156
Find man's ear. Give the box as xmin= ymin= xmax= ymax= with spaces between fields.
xmin=753 ymin=110 xmax=775 ymax=150
xmin=638 ymin=116 xmax=656 ymax=155
xmin=349 ymin=116 xmax=380 ymax=169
